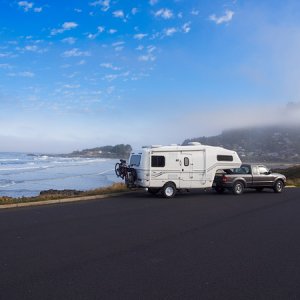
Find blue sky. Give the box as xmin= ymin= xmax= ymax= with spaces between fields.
xmin=1 ymin=0 xmax=300 ymax=152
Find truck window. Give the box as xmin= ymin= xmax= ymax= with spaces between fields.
xmin=241 ymin=165 xmax=251 ymax=174
xmin=217 ymin=155 xmax=233 ymax=162
xmin=151 ymin=156 xmax=165 ymax=167
xmin=184 ymin=157 xmax=189 ymax=166
xmin=130 ymin=155 xmax=141 ymax=167
xmin=259 ymin=166 xmax=268 ymax=175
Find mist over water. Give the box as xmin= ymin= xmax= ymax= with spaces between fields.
xmin=0 ymin=152 xmax=120 ymax=198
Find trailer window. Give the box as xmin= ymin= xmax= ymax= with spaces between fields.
xmin=184 ymin=157 xmax=189 ymax=166
xmin=217 ymin=155 xmax=233 ymax=162
xmin=151 ymin=156 xmax=165 ymax=167
xmin=130 ymin=155 xmax=141 ymax=167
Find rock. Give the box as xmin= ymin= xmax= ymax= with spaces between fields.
xmin=39 ymin=189 xmax=83 ymax=196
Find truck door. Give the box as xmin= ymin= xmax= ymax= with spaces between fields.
xmin=179 ymin=154 xmax=193 ymax=188
xmin=258 ymin=165 xmax=274 ymax=186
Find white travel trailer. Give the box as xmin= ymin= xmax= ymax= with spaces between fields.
xmin=115 ymin=142 xmax=241 ymax=198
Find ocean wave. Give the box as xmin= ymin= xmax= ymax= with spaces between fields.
xmin=0 ymin=158 xmax=20 ymax=162
xmin=0 ymin=165 xmax=49 ymax=172
xmin=0 ymin=179 xmax=16 ymax=188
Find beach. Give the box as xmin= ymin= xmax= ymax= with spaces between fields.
xmin=0 ymin=152 xmax=120 ymax=198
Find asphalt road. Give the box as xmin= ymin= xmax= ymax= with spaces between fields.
xmin=1 ymin=188 xmax=300 ymax=300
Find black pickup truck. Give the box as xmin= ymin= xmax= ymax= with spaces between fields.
xmin=213 ymin=164 xmax=286 ymax=195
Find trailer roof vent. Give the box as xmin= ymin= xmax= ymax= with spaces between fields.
xmin=151 ymin=145 xmax=162 ymax=148
xmin=188 ymin=142 xmax=201 ymax=146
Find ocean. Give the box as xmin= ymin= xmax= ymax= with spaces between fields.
xmin=0 ymin=152 xmax=121 ymax=198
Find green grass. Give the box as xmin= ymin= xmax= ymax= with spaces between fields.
xmin=0 ymin=183 xmax=129 ymax=206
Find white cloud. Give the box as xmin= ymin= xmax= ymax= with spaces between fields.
xmin=24 ymin=45 xmax=38 ymax=51
xmin=136 ymin=45 xmax=144 ymax=51
xmin=103 ymin=71 xmax=130 ymax=82
xmin=0 ymin=52 xmax=13 ymax=58
xmin=8 ymin=71 xmax=35 ymax=77
xmin=87 ymin=26 xmax=105 ymax=39
xmin=164 ymin=27 xmax=177 ymax=36
xmin=131 ymin=8 xmax=138 ymax=15
xmin=62 ymin=48 xmax=91 ymax=57
xmin=63 ymin=84 xmax=81 ymax=89
xmin=18 ymin=1 xmax=42 ymax=13
xmin=62 ymin=37 xmax=77 ymax=45
xmin=74 ymin=8 xmax=82 ymax=13
xmin=108 ymin=29 xmax=117 ymax=34
xmin=33 ymin=7 xmax=42 ymax=12
xmin=134 ymin=33 xmax=148 ymax=40
xmin=155 ymin=8 xmax=173 ymax=19
xmin=191 ymin=9 xmax=199 ymax=16
xmin=114 ymin=46 xmax=124 ymax=52
xmin=112 ymin=41 xmax=124 ymax=47
xmin=149 ymin=0 xmax=158 ymax=5
xmin=100 ymin=63 xmax=121 ymax=70
xmin=63 ymin=22 xmax=78 ymax=30
xmin=51 ymin=22 xmax=78 ymax=35
xmin=182 ymin=22 xmax=191 ymax=33
xmin=0 ymin=63 xmax=12 ymax=69
xmin=138 ymin=45 xmax=157 ymax=62
xmin=113 ymin=10 xmax=124 ymax=18
xmin=138 ymin=54 xmax=156 ymax=62
xmin=209 ymin=10 xmax=234 ymax=25
xmin=18 ymin=1 xmax=33 ymax=12
xmin=90 ymin=0 xmax=110 ymax=12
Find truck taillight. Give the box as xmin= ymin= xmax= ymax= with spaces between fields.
xmin=222 ymin=175 xmax=228 ymax=183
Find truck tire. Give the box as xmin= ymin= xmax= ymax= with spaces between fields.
xmin=232 ymin=181 xmax=244 ymax=195
xmin=273 ymin=180 xmax=284 ymax=193
xmin=162 ymin=182 xmax=176 ymax=198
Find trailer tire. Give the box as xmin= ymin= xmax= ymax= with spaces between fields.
xmin=232 ymin=181 xmax=244 ymax=195
xmin=162 ymin=182 xmax=176 ymax=198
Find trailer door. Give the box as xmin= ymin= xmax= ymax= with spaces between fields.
xmin=179 ymin=154 xmax=193 ymax=188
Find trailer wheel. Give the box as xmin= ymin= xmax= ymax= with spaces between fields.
xmin=162 ymin=183 xmax=176 ymax=198
xmin=232 ymin=181 xmax=244 ymax=195
xmin=273 ymin=180 xmax=284 ymax=193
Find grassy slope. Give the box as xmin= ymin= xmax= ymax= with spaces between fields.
xmin=0 ymin=183 xmax=128 ymax=205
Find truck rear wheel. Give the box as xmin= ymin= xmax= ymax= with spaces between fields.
xmin=162 ymin=183 xmax=176 ymax=198
xmin=232 ymin=181 xmax=244 ymax=195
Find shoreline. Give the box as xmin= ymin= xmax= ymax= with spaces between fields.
xmin=0 ymin=183 xmax=129 ymax=207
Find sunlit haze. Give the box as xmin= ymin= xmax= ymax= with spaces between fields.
xmin=1 ymin=0 xmax=300 ymax=153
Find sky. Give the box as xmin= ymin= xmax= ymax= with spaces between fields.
xmin=1 ymin=0 xmax=300 ymax=153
